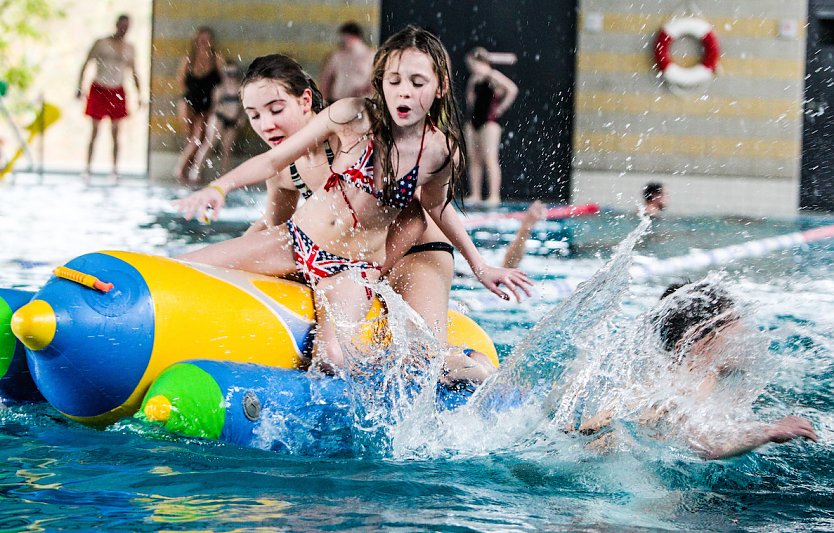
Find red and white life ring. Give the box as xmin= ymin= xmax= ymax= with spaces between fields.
xmin=654 ymin=17 xmax=720 ymax=88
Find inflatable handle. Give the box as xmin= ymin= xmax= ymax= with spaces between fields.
xmin=53 ymin=266 xmax=114 ymax=293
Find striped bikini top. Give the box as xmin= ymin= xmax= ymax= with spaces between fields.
xmin=324 ymin=121 xmax=427 ymax=226
xmin=288 ymin=140 xmax=335 ymax=199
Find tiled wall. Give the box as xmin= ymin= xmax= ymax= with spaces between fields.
xmin=148 ymin=0 xmax=379 ymax=181
xmin=572 ymin=1 xmax=808 ymax=215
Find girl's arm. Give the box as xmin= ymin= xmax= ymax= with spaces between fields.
xmin=503 ymin=200 xmax=546 ymax=268
xmin=174 ymin=98 xmax=365 ymax=221
xmin=464 ymin=77 xmax=475 ymax=111
xmin=490 ymin=70 xmax=518 ymax=117
xmin=420 ymin=166 xmax=532 ymax=301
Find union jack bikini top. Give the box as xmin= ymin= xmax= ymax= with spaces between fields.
xmin=324 ymin=120 xmax=429 ymax=227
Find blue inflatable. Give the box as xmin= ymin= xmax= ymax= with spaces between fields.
xmin=137 ymin=360 xmax=480 ymax=455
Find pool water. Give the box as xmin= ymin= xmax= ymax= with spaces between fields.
xmin=1 ymin=175 xmax=833 ymax=531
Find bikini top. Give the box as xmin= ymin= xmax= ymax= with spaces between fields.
xmin=324 ymin=121 xmax=428 ymax=227
xmin=289 ymin=140 xmax=335 ymax=199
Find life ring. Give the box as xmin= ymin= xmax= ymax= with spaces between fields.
xmin=654 ymin=17 xmax=720 ymax=88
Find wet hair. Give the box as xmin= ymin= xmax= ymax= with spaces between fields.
xmin=241 ymin=54 xmax=325 ymax=113
xmin=187 ymin=27 xmax=217 ymax=74
xmin=338 ymin=21 xmax=365 ymax=39
xmin=368 ymin=25 xmax=465 ymax=207
xmin=654 ymin=280 xmax=735 ymax=353
xmin=116 ymin=14 xmax=129 ymax=24
xmin=643 ymin=182 xmax=664 ymax=203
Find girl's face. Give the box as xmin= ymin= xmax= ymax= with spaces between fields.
xmin=195 ymin=31 xmax=213 ymax=49
xmin=381 ymin=48 xmax=441 ymax=128
xmin=242 ymin=79 xmax=312 ymax=147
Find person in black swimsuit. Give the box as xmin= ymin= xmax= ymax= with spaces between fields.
xmin=463 ymin=47 xmax=518 ymax=207
xmin=175 ymin=26 xmax=225 ymax=182
xmin=189 ymin=60 xmax=245 ymax=183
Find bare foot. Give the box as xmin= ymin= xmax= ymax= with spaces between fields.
xmin=484 ymin=196 xmax=501 ymax=208
xmin=80 ymin=170 xmax=91 ymax=186
xmin=107 ymin=172 xmax=120 ymax=186
xmin=464 ymin=195 xmax=483 ymax=206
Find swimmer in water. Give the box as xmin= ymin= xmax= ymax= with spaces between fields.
xmin=574 ymin=279 xmax=818 ymax=460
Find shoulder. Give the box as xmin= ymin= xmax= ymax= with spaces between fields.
xmin=325 ymin=98 xmax=371 ymax=129
xmin=423 ymin=127 xmax=459 ymax=172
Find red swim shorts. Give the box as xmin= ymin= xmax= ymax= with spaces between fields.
xmin=84 ymin=82 xmax=128 ymax=120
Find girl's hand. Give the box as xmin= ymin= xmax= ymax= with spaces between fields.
xmin=473 ymin=264 xmax=533 ymax=302
xmin=173 ymin=185 xmax=226 ymax=222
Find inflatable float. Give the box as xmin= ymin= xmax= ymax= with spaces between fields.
xmin=135 ymin=359 xmax=481 ymax=454
xmin=0 ymin=288 xmax=43 ymax=403
xmin=9 ymin=251 xmax=498 ymax=427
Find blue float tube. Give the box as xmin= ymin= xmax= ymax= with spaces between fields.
xmin=137 ymin=360 xmax=485 ymax=455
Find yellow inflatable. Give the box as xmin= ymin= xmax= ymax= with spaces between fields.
xmin=12 ymin=251 xmax=497 ymax=426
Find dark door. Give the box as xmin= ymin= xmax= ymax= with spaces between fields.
xmin=379 ymin=0 xmax=577 ymax=203
xmin=801 ymin=0 xmax=834 ymax=211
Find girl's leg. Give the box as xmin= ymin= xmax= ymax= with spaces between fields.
xmin=310 ymin=270 xmax=380 ymax=372
xmin=218 ymin=125 xmax=239 ymax=174
xmin=464 ymin=123 xmax=484 ymax=203
xmin=388 ymin=249 xmax=453 ymax=343
xmin=481 ymin=122 xmax=503 ymax=206
xmin=175 ymin=110 xmax=206 ymax=181
xmin=178 ymin=224 xmax=297 ymax=276
xmin=389 ymin=246 xmax=497 ymax=385
xmin=189 ymin=115 xmax=220 ymax=184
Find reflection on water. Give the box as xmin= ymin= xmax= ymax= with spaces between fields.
xmin=1 ymin=175 xmax=833 ymax=530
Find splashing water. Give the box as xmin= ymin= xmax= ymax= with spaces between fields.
xmin=290 ymin=215 xmax=813 ymax=465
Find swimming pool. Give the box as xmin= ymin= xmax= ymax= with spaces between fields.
xmin=1 ymin=174 xmax=832 ymax=531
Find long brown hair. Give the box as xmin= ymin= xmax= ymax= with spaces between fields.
xmin=187 ymin=27 xmax=217 ymax=74
xmin=368 ymin=26 xmax=466 ymax=207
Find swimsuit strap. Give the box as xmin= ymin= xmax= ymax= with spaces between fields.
xmin=324 ymin=139 xmax=374 ymax=228
xmin=289 ymin=163 xmax=313 ymax=199
xmin=289 ymin=140 xmax=336 ymax=200
xmin=324 ymin=140 xmax=335 ymax=165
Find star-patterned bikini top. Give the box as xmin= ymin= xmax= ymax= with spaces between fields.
xmin=324 ymin=120 xmax=429 ymax=227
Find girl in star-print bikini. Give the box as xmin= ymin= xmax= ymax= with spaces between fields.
xmin=176 ymin=26 xmax=532 ymax=375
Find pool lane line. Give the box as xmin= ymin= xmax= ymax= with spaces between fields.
xmin=630 ymin=224 xmax=834 ymax=281
xmin=462 ymin=203 xmax=599 ymax=228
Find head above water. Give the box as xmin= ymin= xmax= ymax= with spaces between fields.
xmin=642 ymin=182 xmax=666 ymax=210
xmin=654 ymin=280 xmax=737 ymax=358
xmin=369 ymin=25 xmax=465 ymax=207
xmin=241 ymin=54 xmax=324 ymax=146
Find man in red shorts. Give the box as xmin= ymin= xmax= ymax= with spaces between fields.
xmin=77 ymin=14 xmax=141 ymax=184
